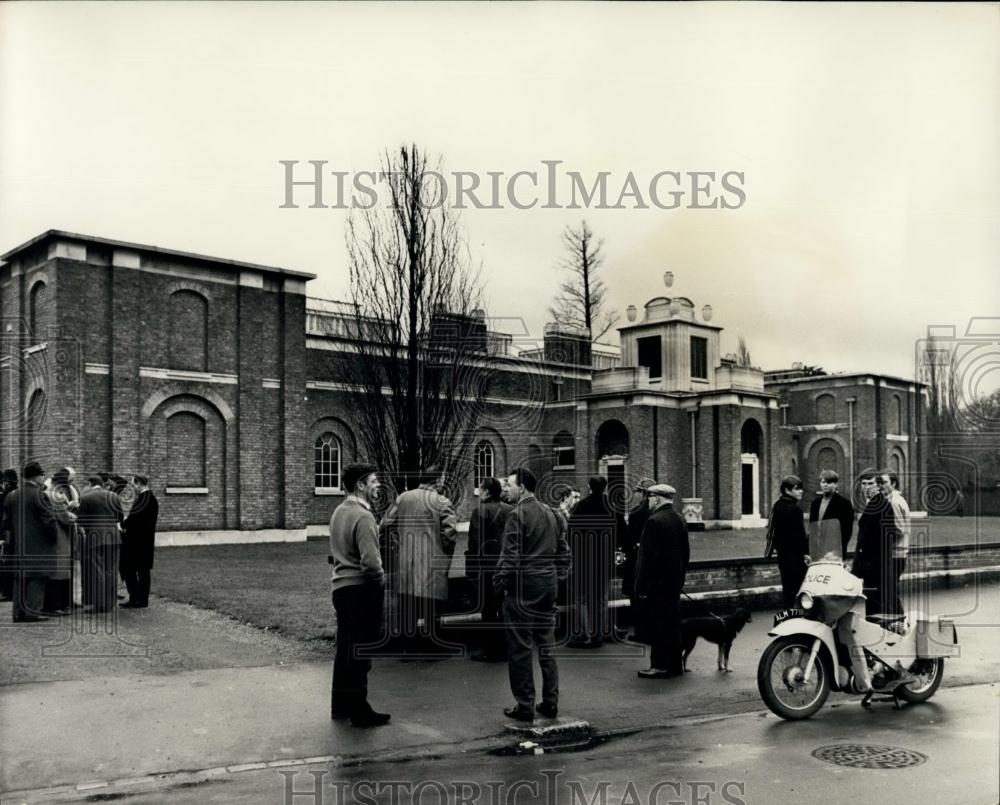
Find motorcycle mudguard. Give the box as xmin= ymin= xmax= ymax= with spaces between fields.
xmin=768 ymin=619 xmax=844 ymax=690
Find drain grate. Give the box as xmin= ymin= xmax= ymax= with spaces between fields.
xmin=812 ymin=744 xmax=927 ymax=769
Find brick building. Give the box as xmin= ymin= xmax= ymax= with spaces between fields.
xmin=0 ymin=230 xmax=927 ymax=543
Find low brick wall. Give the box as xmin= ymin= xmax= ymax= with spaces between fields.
xmin=664 ymin=541 xmax=1000 ymax=614
xmin=441 ymin=542 xmax=1000 ymax=623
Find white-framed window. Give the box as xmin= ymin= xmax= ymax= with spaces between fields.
xmin=315 ymin=433 xmax=342 ymax=493
xmin=474 ymin=441 xmax=495 ymax=493
xmin=553 ymin=431 xmax=576 ymax=469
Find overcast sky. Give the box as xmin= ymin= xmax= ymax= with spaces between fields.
xmin=1 ymin=2 xmax=997 ymax=386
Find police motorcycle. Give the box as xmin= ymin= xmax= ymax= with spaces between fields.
xmin=757 ymin=560 xmax=957 ymax=720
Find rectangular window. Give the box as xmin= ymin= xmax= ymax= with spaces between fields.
xmin=553 ymin=446 xmax=576 ymax=469
xmin=690 ymin=336 xmax=708 ymax=380
xmin=636 ymin=336 xmax=662 ymax=380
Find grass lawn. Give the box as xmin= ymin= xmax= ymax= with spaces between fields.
xmin=153 ymin=516 xmax=995 ymax=641
xmin=154 ymin=539 xmax=337 ymax=643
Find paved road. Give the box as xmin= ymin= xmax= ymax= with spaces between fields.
xmin=88 ymin=682 xmax=996 ymax=805
xmin=1 ymin=579 xmax=997 ymax=804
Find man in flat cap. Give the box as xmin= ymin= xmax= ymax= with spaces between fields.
xmin=634 ymin=483 xmax=690 ymax=679
xmin=330 ymin=462 xmax=390 ymax=727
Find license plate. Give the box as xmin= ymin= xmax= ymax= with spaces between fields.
xmin=773 ymin=608 xmax=805 ymax=626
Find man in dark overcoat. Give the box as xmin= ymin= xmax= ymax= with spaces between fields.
xmin=634 ymin=483 xmax=690 ymax=679
xmin=121 ymin=474 xmax=159 ymax=608
xmin=852 ymin=469 xmax=904 ymax=619
xmin=495 ymin=467 xmax=570 ymax=721
xmin=764 ymin=475 xmax=809 ymax=609
xmin=0 ymin=468 xmax=18 ymax=601
xmin=621 ymin=478 xmax=654 ymax=638
xmin=566 ymin=476 xmax=625 ymax=648
xmin=78 ymin=476 xmax=124 ymax=612
xmin=5 ymin=461 xmax=71 ymax=622
xmin=466 ymin=477 xmax=512 ymax=662
xmin=808 ymin=469 xmax=855 ymax=559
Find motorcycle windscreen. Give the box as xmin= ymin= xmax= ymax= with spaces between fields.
xmin=808 ymin=519 xmax=843 ymax=562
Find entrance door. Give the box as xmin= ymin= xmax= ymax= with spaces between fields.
xmin=740 ymin=452 xmax=760 ymax=518
xmin=741 ymin=464 xmax=754 ymax=515
xmin=599 ymin=455 xmax=627 ymax=501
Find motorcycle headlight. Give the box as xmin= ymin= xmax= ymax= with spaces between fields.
xmin=799 ymin=591 xmax=814 ymax=610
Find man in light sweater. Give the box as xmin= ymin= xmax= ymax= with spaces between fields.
xmin=330 ymin=463 xmax=389 ymax=728
xmin=881 ymin=470 xmax=911 ymax=609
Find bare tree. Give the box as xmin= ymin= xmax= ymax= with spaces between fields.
xmin=548 ymin=220 xmax=619 ymax=342
xmin=736 ymin=335 xmax=753 ymax=368
xmin=342 ymin=144 xmax=488 ymax=493
xmin=920 ymin=333 xmax=958 ymax=430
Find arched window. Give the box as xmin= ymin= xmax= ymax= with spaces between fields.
xmin=816 ymin=394 xmax=836 ymax=424
xmin=29 ymin=281 xmax=47 ymax=345
xmin=890 ymin=449 xmax=904 ymax=480
xmin=740 ymin=419 xmax=763 ymax=456
xmin=817 ymin=446 xmax=838 ymax=476
xmin=315 ymin=433 xmax=342 ymax=491
xmin=553 ymin=430 xmax=575 ymax=468
xmin=25 ymin=388 xmax=46 ymax=460
xmin=474 ymin=441 xmax=495 ymax=489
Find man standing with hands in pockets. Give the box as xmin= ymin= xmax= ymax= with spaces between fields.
xmin=330 ymin=463 xmax=391 ymax=728
xmin=495 ymin=467 xmax=570 ymax=722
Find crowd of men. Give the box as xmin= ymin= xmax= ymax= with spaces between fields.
xmin=0 ymin=464 xmax=160 ymax=621
xmin=765 ymin=467 xmax=912 ymax=624
xmin=327 ymin=464 xmax=691 ymax=728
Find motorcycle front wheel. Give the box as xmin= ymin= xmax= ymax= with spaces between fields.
xmin=897 ymin=658 xmax=944 ymax=703
xmin=757 ymin=635 xmax=831 ymax=720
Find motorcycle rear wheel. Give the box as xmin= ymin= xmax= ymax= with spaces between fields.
xmin=758 ymin=635 xmax=831 ymax=720
xmin=897 ymin=658 xmax=944 ymax=703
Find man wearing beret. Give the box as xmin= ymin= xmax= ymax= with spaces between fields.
xmin=634 ymin=483 xmax=690 ymax=679
xmin=330 ymin=463 xmax=390 ymax=727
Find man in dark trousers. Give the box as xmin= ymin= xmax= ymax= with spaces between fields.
xmin=121 ymin=474 xmax=159 ymax=608
xmin=466 ymin=477 xmax=512 ymax=662
xmin=764 ymin=475 xmax=809 ymax=609
xmin=78 ymin=475 xmax=124 ymax=612
xmin=621 ymin=477 xmax=654 ymax=639
xmin=0 ymin=468 xmax=18 ymax=601
xmin=634 ymin=483 xmax=690 ymax=679
xmin=330 ymin=463 xmax=390 ymax=727
xmin=852 ymin=469 xmax=904 ymax=621
xmin=808 ymin=469 xmax=855 ymax=560
xmin=495 ymin=467 xmax=570 ymax=721
xmin=5 ymin=461 xmax=72 ymax=622
xmin=566 ymin=476 xmax=625 ymax=648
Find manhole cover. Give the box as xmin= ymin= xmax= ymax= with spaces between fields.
xmin=812 ymin=744 xmax=927 ymax=769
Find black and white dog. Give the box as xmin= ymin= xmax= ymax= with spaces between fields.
xmin=680 ymin=608 xmax=753 ymax=673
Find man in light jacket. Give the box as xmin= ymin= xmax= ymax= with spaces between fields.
xmin=380 ymin=468 xmax=458 ymax=656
